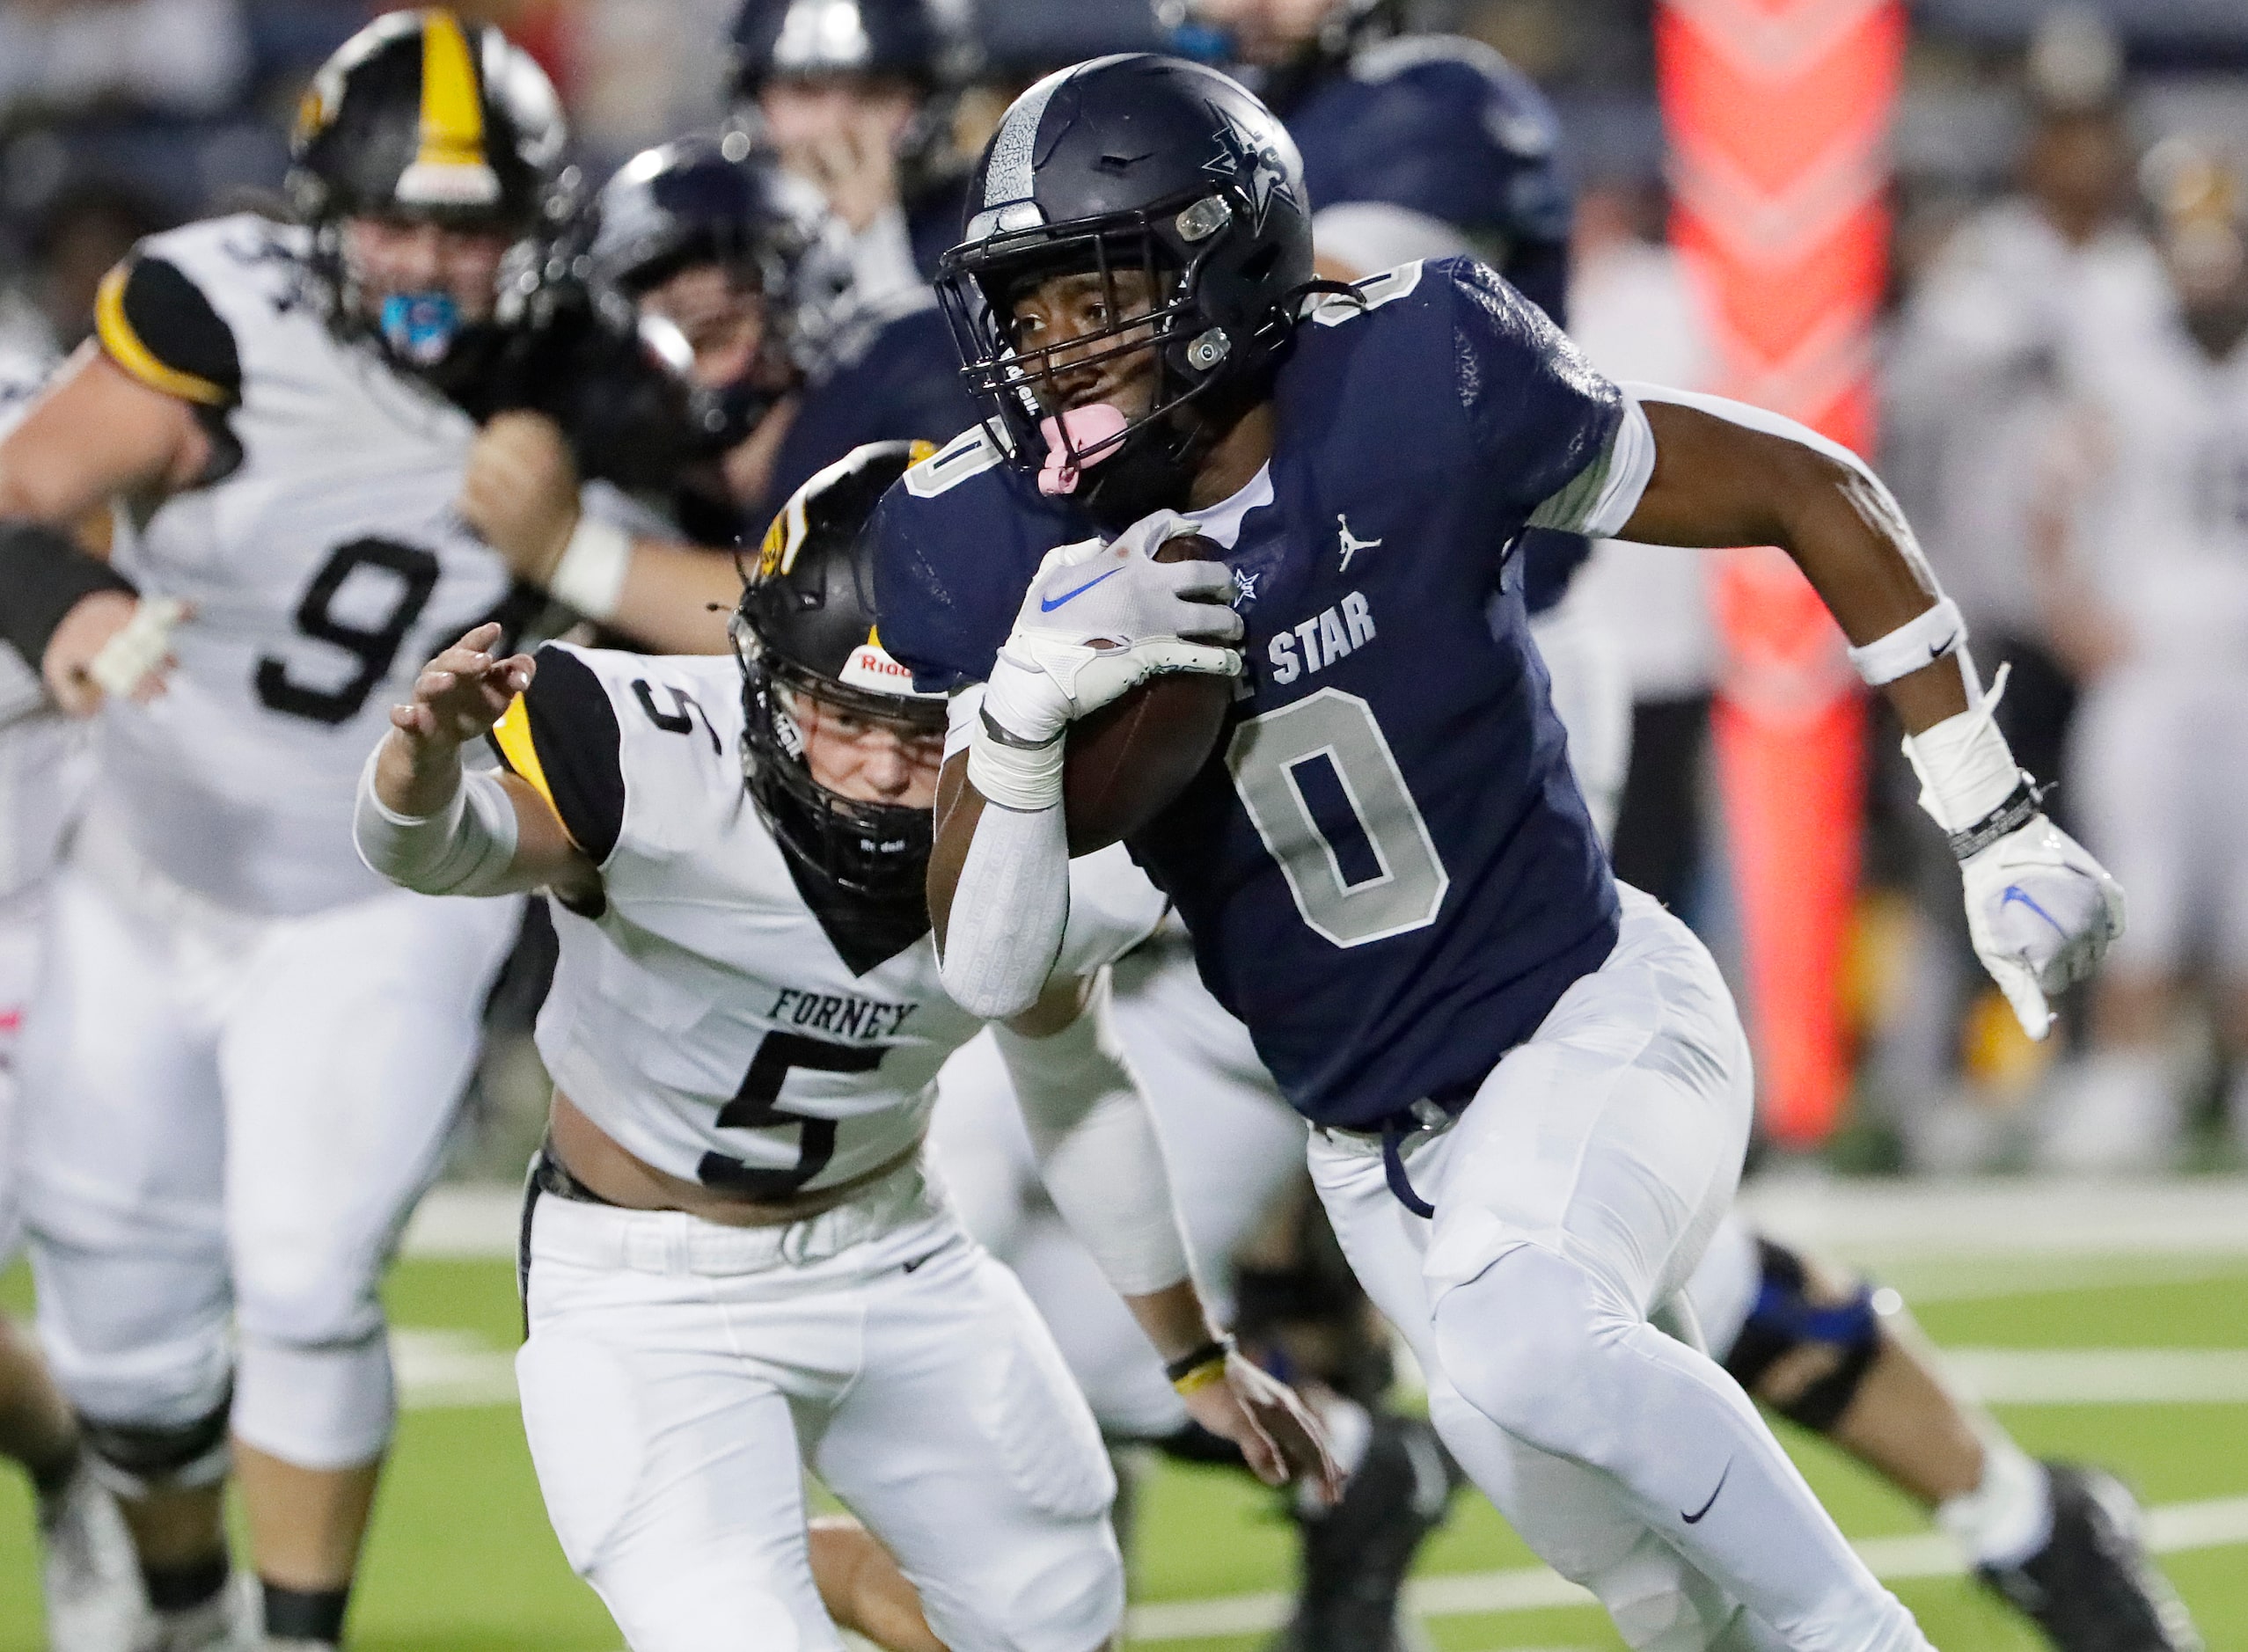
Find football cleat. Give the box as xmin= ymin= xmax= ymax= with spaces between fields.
xmin=39 ymin=1453 xmax=147 ymax=1652
xmin=1979 ymin=1464 xmax=2203 ymax=1652
xmin=1270 ymin=1411 xmax=1457 ymax=1652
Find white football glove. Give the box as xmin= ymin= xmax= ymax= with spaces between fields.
xmin=1904 ymin=669 xmax=2125 ymax=1040
xmin=1959 ymin=809 xmax=2126 ymax=1041
xmin=981 ymin=512 xmax=1244 ymax=748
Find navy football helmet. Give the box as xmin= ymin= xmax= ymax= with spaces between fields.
xmin=936 ymin=54 xmax=1318 ymax=526
xmin=729 ymin=0 xmax=975 ymax=96
xmin=589 ymin=134 xmax=847 ymax=451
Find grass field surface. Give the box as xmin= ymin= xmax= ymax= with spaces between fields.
xmin=3 ymin=1182 xmax=2244 ymax=1651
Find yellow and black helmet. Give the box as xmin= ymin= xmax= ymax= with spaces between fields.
xmin=289 ymin=8 xmax=567 ymax=233
xmin=733 ymin=440 xmax=948 ymax=909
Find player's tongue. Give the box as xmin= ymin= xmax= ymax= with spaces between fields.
xmin=1037 ymin=404 xmax=1130 ymax=496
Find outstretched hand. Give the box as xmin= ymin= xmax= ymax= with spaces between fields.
xmin=1182 ymin=1353 xmax=1344 ymax=1506
xmin=391 ymin=623 xmax=535 ymax=750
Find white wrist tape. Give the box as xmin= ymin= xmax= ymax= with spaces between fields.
xmin=1900 ymin=669 xmax=2024 ymax=837
xmin=87 ymin=596 xmax=186 ymax=698
xmin=966 ymin=713 xmax=1065 ymax=812
xmin=548 ymin=515 xmax=633 ymax=622
xmin=1000 ymin=980 xmax=1190 ymax=1297
xmin=353 ymin=746 xmax=522 ymax=895
xmin=1848 ymin=596 xmax=1966 ymax=688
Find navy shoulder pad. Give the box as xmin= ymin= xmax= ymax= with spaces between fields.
xmin=869 ymin=429 xmax=1083 ymax=692
xmin=1430 ymin=257 xmax=1620 ymax=517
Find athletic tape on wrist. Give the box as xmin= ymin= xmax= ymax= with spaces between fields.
xmin=1847 ymin=596 xmax=1966 ymax=687
xmin=87 ymin=596 xmax=185 ymax=698
xmin=1901 ymin=669 xmax=2026 ymax=838
xmin=967 ymin=711 xmax=1065 ymax=812
xmin=548 ymin=515 xmax=633 ymax=622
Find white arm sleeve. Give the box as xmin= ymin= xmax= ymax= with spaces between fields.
xmin=940 ymin=797 xmax=1071 ymax=1020
xmin=352 ymin=744 xmax=522 ymax=896
xmin=938 ymin=682 xmax=1073 ymax=1018
xmin=999 ymin=975 xmax=1192 ymax=1298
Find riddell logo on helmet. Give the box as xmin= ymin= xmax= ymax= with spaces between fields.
xmin=839 ymin=642 xmax=915 ymax=693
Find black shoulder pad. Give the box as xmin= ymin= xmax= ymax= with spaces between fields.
xmin=95 ymin=255 xmax=243 ymax=410
xmin=490 ymin=645 xmax=626 ymax=865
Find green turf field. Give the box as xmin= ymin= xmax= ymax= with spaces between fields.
xmin=4 ymin=1244 xmax=2244 ymax=1651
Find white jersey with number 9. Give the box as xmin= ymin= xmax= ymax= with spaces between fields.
xmin=92 ymin=213 xmax=516 ymax=916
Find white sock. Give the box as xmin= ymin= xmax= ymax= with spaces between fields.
xmin=1937 ymin=1438 xmax=2053 ymax=1569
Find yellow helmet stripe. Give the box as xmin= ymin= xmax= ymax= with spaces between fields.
xmin=416 ymin=10 xmax=487 ymax=172
xmin=94 ymin=266 xmax=228 ymax=406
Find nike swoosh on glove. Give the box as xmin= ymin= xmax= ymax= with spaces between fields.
xmin=1962 ymin=814 xmax=2126 ymax=1040
xmin=982 ymin=513 xmax=1245 ymax=747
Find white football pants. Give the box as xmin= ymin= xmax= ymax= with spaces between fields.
xmin=516 ymin=1160 xmax=1122 ymax=1652
xmin=0 ymin=882 xmax=48 ymax=1264
xmin=929 ymin=922 xmax=1307 ymax=1437
xmin=1314 ymin=888 xmax=1928 ymax=1652
xmin=0 ymin=710 xmax=89 ymax=1264
xmin=19 ymin=811 xmax=519 ymax=1469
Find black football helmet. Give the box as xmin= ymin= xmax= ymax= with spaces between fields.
xmin=289 ymin=9 xmax=573 ymax=377
xmin=734 ymin=440 xmax=948 ymax=903
xmin=589 ymin=133 xmax=847 ymax=451
xmin=935 ymin=55 xmax=1317 ymax=527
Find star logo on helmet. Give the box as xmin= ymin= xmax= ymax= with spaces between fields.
xmin=1204 ymin=107 xmax=1293 ymax=233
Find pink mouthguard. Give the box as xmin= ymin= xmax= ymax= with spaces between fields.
xmin=1036 ymin=404 xmax=1130 ymax=496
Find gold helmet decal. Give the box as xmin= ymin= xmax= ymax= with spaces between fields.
xmin=396 ymin=10 xmax=502 ymax=208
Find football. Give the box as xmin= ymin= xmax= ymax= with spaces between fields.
xmin=1063 ymin=533 xmax=1237 ymax=856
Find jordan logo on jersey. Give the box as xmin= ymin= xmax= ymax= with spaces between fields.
xmin=1337 ymin=515 xmax=1381 ymax=571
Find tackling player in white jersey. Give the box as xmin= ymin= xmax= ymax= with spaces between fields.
xmin=2036 ymin=147 xmax=2248 ymax=1172
xmin=0 ymin=12 xmax=623 ymax=1648
xmin=356 ymin=441 xmax=1334 ymax=1652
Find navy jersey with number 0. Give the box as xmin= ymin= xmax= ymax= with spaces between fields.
xmin=871 ymin=258 xmax=1637 ymax=1130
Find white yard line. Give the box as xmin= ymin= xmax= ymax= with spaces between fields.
xmin=1944 ymin=1348 xmax=2248 ymax=1404
xmin=1124 ymin=1495 xmax=2248 ymax=1641
xmin=392 ymin=1334 xmax=2248 ymax=1415
xmin=404 ymin=1177 xmax=2248 ymax=1263
xmin=1735 ymin=1177 xmax=2248 ymax=1261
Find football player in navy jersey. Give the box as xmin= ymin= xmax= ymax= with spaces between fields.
xmin=875 ymin=55 xmax=2127 ymax=1652
xmin=458 ymin=134 xmax=978 ymax=650
xmin=1136 ymin=22 xmax=2198 ymax=1652
xmin=731 ymin=0 xmax=977 ymax=298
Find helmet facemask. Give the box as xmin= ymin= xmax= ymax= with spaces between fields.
xmin=938 ymin=185 xmax=1294 ymax=528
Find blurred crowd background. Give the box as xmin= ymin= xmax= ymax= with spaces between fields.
xmin=5 ymin=0 xmax=2248 ymax=1181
